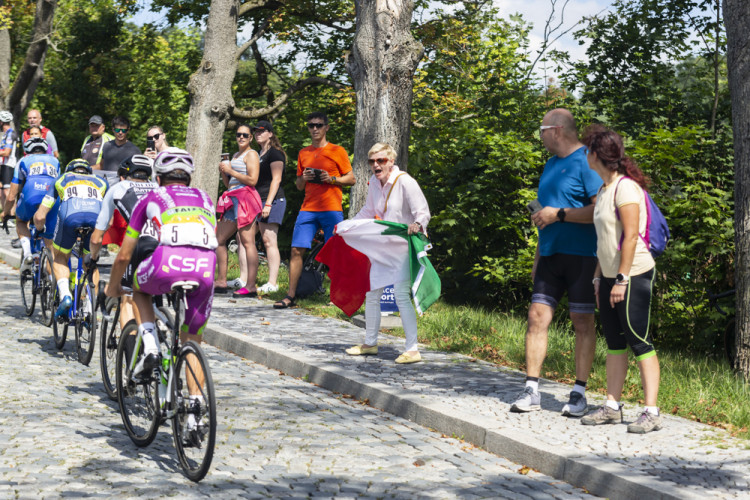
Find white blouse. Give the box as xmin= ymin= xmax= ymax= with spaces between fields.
xmin=352 ymin=166 xmax=430 ymax=231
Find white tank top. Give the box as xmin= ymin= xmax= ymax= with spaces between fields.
xmin=228 ymin=149 xmax=258 ymax=190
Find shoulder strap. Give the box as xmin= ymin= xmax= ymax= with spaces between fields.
xmin=613 ymin=175 xmax=649 ymax=250
xmin=383 ymin=173 xmax=407 ymax=215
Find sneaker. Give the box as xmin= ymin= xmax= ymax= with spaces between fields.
xmin=581 ymin=405 xmax=623 ymax=425
xmin=232 ymin=287 xmax=258 ymax=298
xmin=227 ymin=278 xmax=245 ymax=289
xmin=10 ymin=238 xmax=21 ymax=248
xmin=627 ymin=410 xmax=662 ymax=434
xmin=55 ymin=295 xmax=73 ymax=320
xmin=510 ymin=386 xmax=541 ymax=412
xmin=132 ymin=352 xmax=160 ymax=381
xmin=258 ymin=282 xmax=279 ymax=294
xmin=561 ymin=391 xmax=588 ymax=417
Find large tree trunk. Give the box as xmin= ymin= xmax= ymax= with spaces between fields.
xmin=2 ymin=0 xmax=57 ymax=132
xmin=346 ymin=0 xmax=423 ymax=216
xmin=724 ymin=0 xmax=750 ymax=376
xmin=185 ymin=0 xmax=240 ymax=202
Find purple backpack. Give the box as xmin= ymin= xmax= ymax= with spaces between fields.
xmin=614 ymin=177 xmax=670 ymax=258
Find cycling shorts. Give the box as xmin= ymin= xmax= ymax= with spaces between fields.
xmin=53 ymin=211 xmax=97 ymax=253
xmin=291 ymin=210 xmax=342 ymax=249
xmin=532 ymin=253 xmax=597 ymax=314
xmin=598 ymin=268 xmax=656 ymax=360
xmin=1 ymin=165 xmax=13 ymax=189
xmin=122 ymin=236 xmax=158 ymax=288
xmin=133 ymin=245 xmax=216 ymax=336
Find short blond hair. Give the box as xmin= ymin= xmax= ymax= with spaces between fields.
xmin=367 ymin=142 xmax=397 ymax=161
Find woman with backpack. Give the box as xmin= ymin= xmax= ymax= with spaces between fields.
xmin=581 ymin=124 xmax=662 ymax=434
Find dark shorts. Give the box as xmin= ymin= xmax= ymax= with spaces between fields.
xmin=1 ymin=165 xmax=13 ymax=189
xmin=532 ymin=254 xmax=597 ymax=314
xmin=259 ymin=197 xmax=286 ymax=226
xmin=122 ymin=236 xmax=158 ymax=288
xmin=598 ymin=268 xmax=656 ymax=359
xmin=53 ymin=212 xmax=97 ymax=253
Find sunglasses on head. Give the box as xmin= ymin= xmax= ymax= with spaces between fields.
xmin=368 ymin=158 xmax=389 ymax=166
xmin=236 ymin=132 xmax=250 ymax=139
xmin=114 ymin=127 xmax=128 ymax=133
xmin=147 ymin=133 xmax=161 ymax=140
xmin=307 ymin=122 xmax=326 ymax=129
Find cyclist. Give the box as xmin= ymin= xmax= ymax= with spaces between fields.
xmin=0 ymin=110 xmax=18 ymax=212
xmin=3 ymin=138 xmax=60 ymax=270
xmin=105 ymin=149 xmax=217 ymax=422
xmin=33 ymin=159 xmax=109 ymax=319
xmin=90 ymin=154 xmax=158 ymax=335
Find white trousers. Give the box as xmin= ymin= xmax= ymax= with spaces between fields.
xmin=364 ymin=280 xmax=419 ymax=352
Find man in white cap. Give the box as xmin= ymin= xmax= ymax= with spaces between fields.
xmin=80 ymin=115 xmax=114 ymax=169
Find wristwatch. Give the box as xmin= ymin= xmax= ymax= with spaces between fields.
xmin=557 ymin=207 xmax=566 ymax=222
xmin=329 ymin=176 xmax=337 ymax=185
xmin=615 ymin=273 xmax=629 ymax=285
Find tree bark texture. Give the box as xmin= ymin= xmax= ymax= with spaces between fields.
xmin=724 ymin=0 xmax=750 ymax=376
xmin=185 ymin=0 xmax=240 ymax=202
xmin=346 ymin=0 xmax=423 ymax=216
xmin=2 ymin=0 xmax=56 ymax=132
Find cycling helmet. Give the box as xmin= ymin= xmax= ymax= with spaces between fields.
xmin=23 ymin=137 xmax=48 ymax=154
xmin=154 ymin=147 xmax=195 ymax=176
xmin=118 ymin=154 xmax=153 ymax=178
xmin=65 ymin=158 xmax=92 ymax=174
xmin=0 ymin=111 xmax=12 ymax=123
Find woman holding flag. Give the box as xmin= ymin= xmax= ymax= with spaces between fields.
xmin=342 ymin=142 xmax=431 ymax=364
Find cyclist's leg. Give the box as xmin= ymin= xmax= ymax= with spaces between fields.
xmin=15 ymin=196 xmax=37 ymax=259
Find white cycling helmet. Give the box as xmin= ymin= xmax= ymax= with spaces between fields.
xmin=0 ymin=111 xmax=12 ymax=123
xmin=154 ymin=147 xmax=195 ymax=175
xmin=23 ymin=137 xmax=48 ymax=154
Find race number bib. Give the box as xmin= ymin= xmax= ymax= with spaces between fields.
xmin=159 ymin=207 xmax=217 ymax=249
xmin=28 ymin=162 xmax=57 ymax=178
xmin=64 ymin=182 xmax=102 ymax=201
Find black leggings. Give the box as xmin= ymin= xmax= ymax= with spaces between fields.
xmin=598 ymin=268 xmax=656 ymax=360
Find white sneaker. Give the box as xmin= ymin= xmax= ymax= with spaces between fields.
xmin=258 ymin=282 xmax=279 ymax=293
xmin=227 ymin=278 xmax=245 ymax=289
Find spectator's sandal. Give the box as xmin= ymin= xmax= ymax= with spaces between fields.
xmin=273 ymin=295 xmax=296 ymax=309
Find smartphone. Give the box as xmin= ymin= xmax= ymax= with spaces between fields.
xmin=146 ymin=139 xmax=155 ymax=151
xmin=527 ymin=199 xmax=543 ymax=214
xmin=221 ymin=153 xmax=230 ymax=162
xmin=307 ymin=168 xmax=324 ymax=183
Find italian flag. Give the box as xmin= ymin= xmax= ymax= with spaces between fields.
xmin=316 ymin=219 xmax=441 ymax=317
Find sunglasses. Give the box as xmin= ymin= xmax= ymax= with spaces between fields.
xmin=307 ymin=123 xmax=326 ymax=129
xmin=539 ymin=125 xmax=562 ymax=133
xmin=147 ymin=133 xmax=161 ymax=140
xmin=114 ymin=128 xmax=128 ymax=133
xmin=236 ymin=132 xmax=251 ymax=139
xmin=368 ymin=158 xmax=389 ymax=166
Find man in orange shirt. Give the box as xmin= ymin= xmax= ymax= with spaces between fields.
xmin=274 ymin=112 xmax=356 ymax=309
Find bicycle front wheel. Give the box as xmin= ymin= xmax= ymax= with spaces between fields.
xmin=100 ymin=297 xmax=123 ymax=400
xmin=172 ymin=341 xmax=216 ymax=482
xmin=39 ymin=249 xmax=56 ymax=327
xmin=75 ymin=274 xmax=97 ymax=366
xmin=20 ymin=267 xmax=35 ymax=316
xmin=116 ymin=329 xmax=160 ymax=447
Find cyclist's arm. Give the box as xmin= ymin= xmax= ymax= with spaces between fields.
xmin=2 ymin=182 xmax=19 ymax=216
xmin=107 ymin=233 xmax=137 ymax=297
xmin=0 ymin=147 xmax=9 ymax=158
xmin=33 ymin=181 xmax=60 ymax=230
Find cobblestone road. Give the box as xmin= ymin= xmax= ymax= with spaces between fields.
xmin=0 ymin=263 xmax=598 ymax=499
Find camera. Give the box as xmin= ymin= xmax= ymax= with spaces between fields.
xmin=146 ymin=139 xmax=155 ymax=151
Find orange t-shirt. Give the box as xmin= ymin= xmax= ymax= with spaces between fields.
xmin=297 ymin=143 xmax=352 ymax=212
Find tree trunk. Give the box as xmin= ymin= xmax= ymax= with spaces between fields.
xmin=0 ymin=12 xmax=10 ymax=103
xmin=185 ymin=0 xmax=240 ymax=202
xmin=3 ymin=0 xmax=57 ymax=132
xmin=724 ymin=0 xmax=750 ymax=376
xmin=346 ymin=0 xmax=424 ymax=216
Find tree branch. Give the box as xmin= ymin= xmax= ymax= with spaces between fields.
xmin=232 ymin=76 xmax=347 ymax=119
xmin=239 ymin=0 xmax=280 ymax=17
xmin=236 ymin=15 xmax=272 ymax=60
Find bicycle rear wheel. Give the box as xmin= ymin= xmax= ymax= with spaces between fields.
xmin=116 ymin=329 xmax=160 ymax=447
xmin=40 ymin=249 xmax=56 ymax=327
xmin=52 ymin=312 xmax=68 ymax=350
xmin=20 ymin=267 xmax=35 ymax=316
xmin=75 ymin=273 xmax=97 ymax=366
xmin=100 ymin=297 xmax=123 ymax=400
xmin=172 ymin=341 xmax=216 ymax=482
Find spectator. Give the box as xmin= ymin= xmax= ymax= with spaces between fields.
xmin=510 ymin=108 xmax=602 ymax=416
xmin=251 ymin=120 xmax=287 ymax=294
xmin=23 ymin=109 xmax=59 ymax=158
xmin=80 ymin=115 xmax=114 ymax=168
xmin=143 ymin=125 xmax=170 ymax=160
xmin=344 ymin=143 xmax=430 ymax=364
xmin=214 ymin=125 xmax=263 ymax=297
xmin=0 ymin=111 xmax=17 ymax=213
xmin=273 ymin=111 xmax=356 ymax=309
xmin=98 ymin=116 xmax=141 ymax=186
xmin=580 ymin=125 xmax=662 ymax=434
